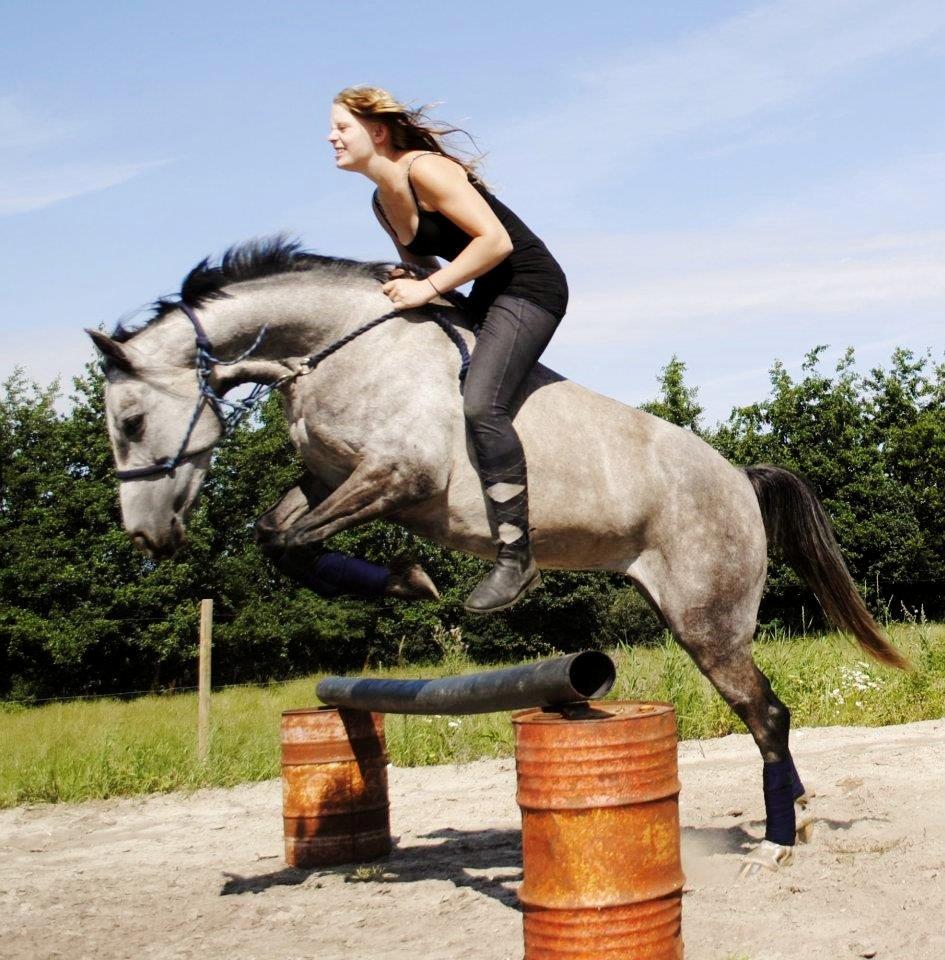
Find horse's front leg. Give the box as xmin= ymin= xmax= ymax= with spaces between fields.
xmin=282 ymin=458 xmax=437 ymax=548
xmin=254 ymin=471 xmax=438 ymax=600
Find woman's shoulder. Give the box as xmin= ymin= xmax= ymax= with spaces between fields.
xmin=405 ymin=151 xmax=472 ymax=188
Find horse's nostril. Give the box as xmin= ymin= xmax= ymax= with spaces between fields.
xmin=170 ymin=515 xmax=187 ymax=550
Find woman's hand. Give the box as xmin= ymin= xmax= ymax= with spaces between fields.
xmin=381 ymin=277 xmax=437 ymax=311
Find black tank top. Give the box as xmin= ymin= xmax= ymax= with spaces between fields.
xmin=372 ymin=153 xmax=568 ymax=321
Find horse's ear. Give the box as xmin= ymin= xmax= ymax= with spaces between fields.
xmin=86 ymin=329 xmax=134 ymax=373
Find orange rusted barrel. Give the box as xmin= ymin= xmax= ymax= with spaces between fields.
xmin=281 ymin=707 xmax=391 ymax=868
xmin=513 ymin=701 xmax=684 ymax=960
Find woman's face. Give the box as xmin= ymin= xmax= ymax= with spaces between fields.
xmin=327 ymin=104 xmax=377 ymax=171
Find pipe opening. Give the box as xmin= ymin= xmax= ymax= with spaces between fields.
xmin=568 ymin=651 xmax=616 ymax=699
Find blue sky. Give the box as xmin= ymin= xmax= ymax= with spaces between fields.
xmin=2 ymin=0 xmax=943 ymax=425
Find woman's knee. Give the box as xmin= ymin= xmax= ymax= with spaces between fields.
xmin=463 ymin=382 xmax=495 ymax=426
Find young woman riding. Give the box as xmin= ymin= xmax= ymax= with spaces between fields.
xmin=327 ymin=85 xmax=569 ymax=614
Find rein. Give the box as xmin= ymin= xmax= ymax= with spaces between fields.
xmin=114 ymin=301 xmax=471 ymax=481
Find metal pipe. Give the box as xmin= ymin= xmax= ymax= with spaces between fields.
xmin=315 ymin=650 xmax=616 ymax=716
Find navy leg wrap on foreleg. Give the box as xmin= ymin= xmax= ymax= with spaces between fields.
xmin=306 ymin=552 xmax=391 ymax=599
xmin=763 ymin=759 xmax=797 ymax=846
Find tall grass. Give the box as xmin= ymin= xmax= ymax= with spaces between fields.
xmin=1 ymin=622 xmax=942 ymax=808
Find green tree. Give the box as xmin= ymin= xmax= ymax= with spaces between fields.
xmin=4 ymin=341 xmax=942 ymax=701
xmin=863 ymin=349 xmax=945 ymax=606
xmin=640 ymin=355 xmax=704 ymax=433
xmin=712 ymin=346 xmax=944 ymax=626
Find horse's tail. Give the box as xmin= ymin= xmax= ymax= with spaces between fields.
xmin=744 ymin=464 xmax=909 ymax=670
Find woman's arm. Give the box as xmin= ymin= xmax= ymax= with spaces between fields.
xmin=408 ymin=155 xmax=512 ymax=295
xmin=378 ymin=154 xmax=513 ymax=311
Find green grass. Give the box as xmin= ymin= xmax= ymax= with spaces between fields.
xmin=1 ymin=622 xmax=943 ymax=808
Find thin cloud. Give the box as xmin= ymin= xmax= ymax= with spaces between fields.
xmin=0 ymin=96 xmax=173 ymax=216
xmin=556 ymin=229 xmax=945 ymax=345
xmin=0 ymin=159 xmax=172 ymax=217
xmin=542 ymin=136 xmax=945 ymax=347
xmin=0 ymin=95 xmax=79 ymax=150
xmin=495 ymin=0 xmax=945 ymax=194
xmin=694 ymin=116 xmax=819 ymax=160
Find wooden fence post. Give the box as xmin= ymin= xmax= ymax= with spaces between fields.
xmin=198 ymin=598 xmax=213 ymax=763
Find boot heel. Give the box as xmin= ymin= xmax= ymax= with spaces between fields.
xmin=463 ymin=557 xmax=542 ymax=614
xmin=524 ymin=570 xmax=542 ymax=595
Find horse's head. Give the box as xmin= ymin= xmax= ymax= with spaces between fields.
xmin=87 ymin=329 xmax=220 ymax=560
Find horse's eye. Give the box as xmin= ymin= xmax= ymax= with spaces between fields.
xmin=122 ymin=414 xmax=145 ymax=440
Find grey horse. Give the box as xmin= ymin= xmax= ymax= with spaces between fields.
xmin=88 ymin=238 xmax=907 ymax=876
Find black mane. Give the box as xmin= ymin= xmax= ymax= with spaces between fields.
xmin=112 ymin=236 xmax=392 ymax=342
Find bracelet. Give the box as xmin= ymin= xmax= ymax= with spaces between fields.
xmin=427 ymin=277 xmax=442 ymax=296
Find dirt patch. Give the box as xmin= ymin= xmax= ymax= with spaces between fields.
xmin=2 ymin=720 xmax=943 ymax=960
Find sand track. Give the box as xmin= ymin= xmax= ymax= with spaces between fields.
xmin=2 ymin=720 xmax=943 ymax=960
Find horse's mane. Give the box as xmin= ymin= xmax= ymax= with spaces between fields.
xmin=112 ymin=236 xmax=392 ymax=342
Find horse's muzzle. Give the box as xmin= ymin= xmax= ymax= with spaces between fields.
xmin=130 ymin=517 xmax=186 ymax=560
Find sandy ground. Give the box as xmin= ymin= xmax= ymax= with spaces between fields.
xmin=2 ymin=720 xmax=944 ymax=960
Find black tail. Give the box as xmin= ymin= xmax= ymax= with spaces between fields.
xmin=745 ymin=464 xmax=909 ymax=670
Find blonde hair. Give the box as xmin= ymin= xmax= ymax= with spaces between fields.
xmin=334 ymin=85 xmax=485 ymax=185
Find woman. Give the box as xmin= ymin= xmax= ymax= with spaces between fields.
xmin=328 ymin=86 xmax=568 ymax=614
xmin=328 ymin=85 xmax=568 ymax=614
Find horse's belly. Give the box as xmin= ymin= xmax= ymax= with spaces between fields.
xmin=414 ymin=459 xmax=650 ymax=570
xmin=386 ymin=371 xmax=761 ymax=576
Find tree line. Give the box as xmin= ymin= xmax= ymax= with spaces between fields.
xmin=1 ymin=345 xmax=942 ymax=702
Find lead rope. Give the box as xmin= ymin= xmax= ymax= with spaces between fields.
xmin=196 ymin=303 xmax=470 ymax=436
xmin=296 ymin=307 xmax=469 ymax=381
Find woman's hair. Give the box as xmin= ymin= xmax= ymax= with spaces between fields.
xmin=334 ymin=85 xmax=485 ymax=184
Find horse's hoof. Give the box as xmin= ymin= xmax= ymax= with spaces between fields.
xmin=796 ymin=817 xmax=815 ymax=844
xmin=738 ymin=840 xmax=794 ymax=879
xmin=795 ymin=793 xmax=815 ymax=843
xmin=385 ymin=563 xmax=440 ymax=601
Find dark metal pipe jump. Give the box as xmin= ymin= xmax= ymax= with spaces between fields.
xmin=316 ymin=651 xmax=616 ymax=716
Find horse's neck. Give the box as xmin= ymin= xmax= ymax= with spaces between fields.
xmin=140 ymin=279 xmax=381 ymax=369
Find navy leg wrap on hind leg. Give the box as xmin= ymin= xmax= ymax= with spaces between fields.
xmin=307 ymin=552 xmax=391 ymax=599
xmin=763 ymin=759 xmax=797 ymax=846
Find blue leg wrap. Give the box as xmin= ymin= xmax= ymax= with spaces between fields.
xmin=763 ymin=759 xmax=797 ymax=846
xmin=307 ymin=552 xmax=391 ymax=599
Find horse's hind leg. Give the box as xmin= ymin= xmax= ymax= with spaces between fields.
xmin=640 ymin=562 xmax=806 ymax=874
xmin=679 ymin=633 xmax=807 ymax=874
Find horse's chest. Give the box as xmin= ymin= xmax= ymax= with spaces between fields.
xmin=288 ymin=411 xmax=362 ymax=485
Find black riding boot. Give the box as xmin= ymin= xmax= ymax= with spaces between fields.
xmin=464 ymin=469 xmax=541 ymax=614
xmin=464 ymin=537 xmax=541 ymax=613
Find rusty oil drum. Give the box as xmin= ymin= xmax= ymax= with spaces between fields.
xmin=512 ymin=701 xmax=684 ymax=960
xmin=281 ymin=707 xmax=391 ymax=868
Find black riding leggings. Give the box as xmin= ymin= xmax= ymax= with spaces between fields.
xmin=462 ymin=295 xmax=561 ymax=547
